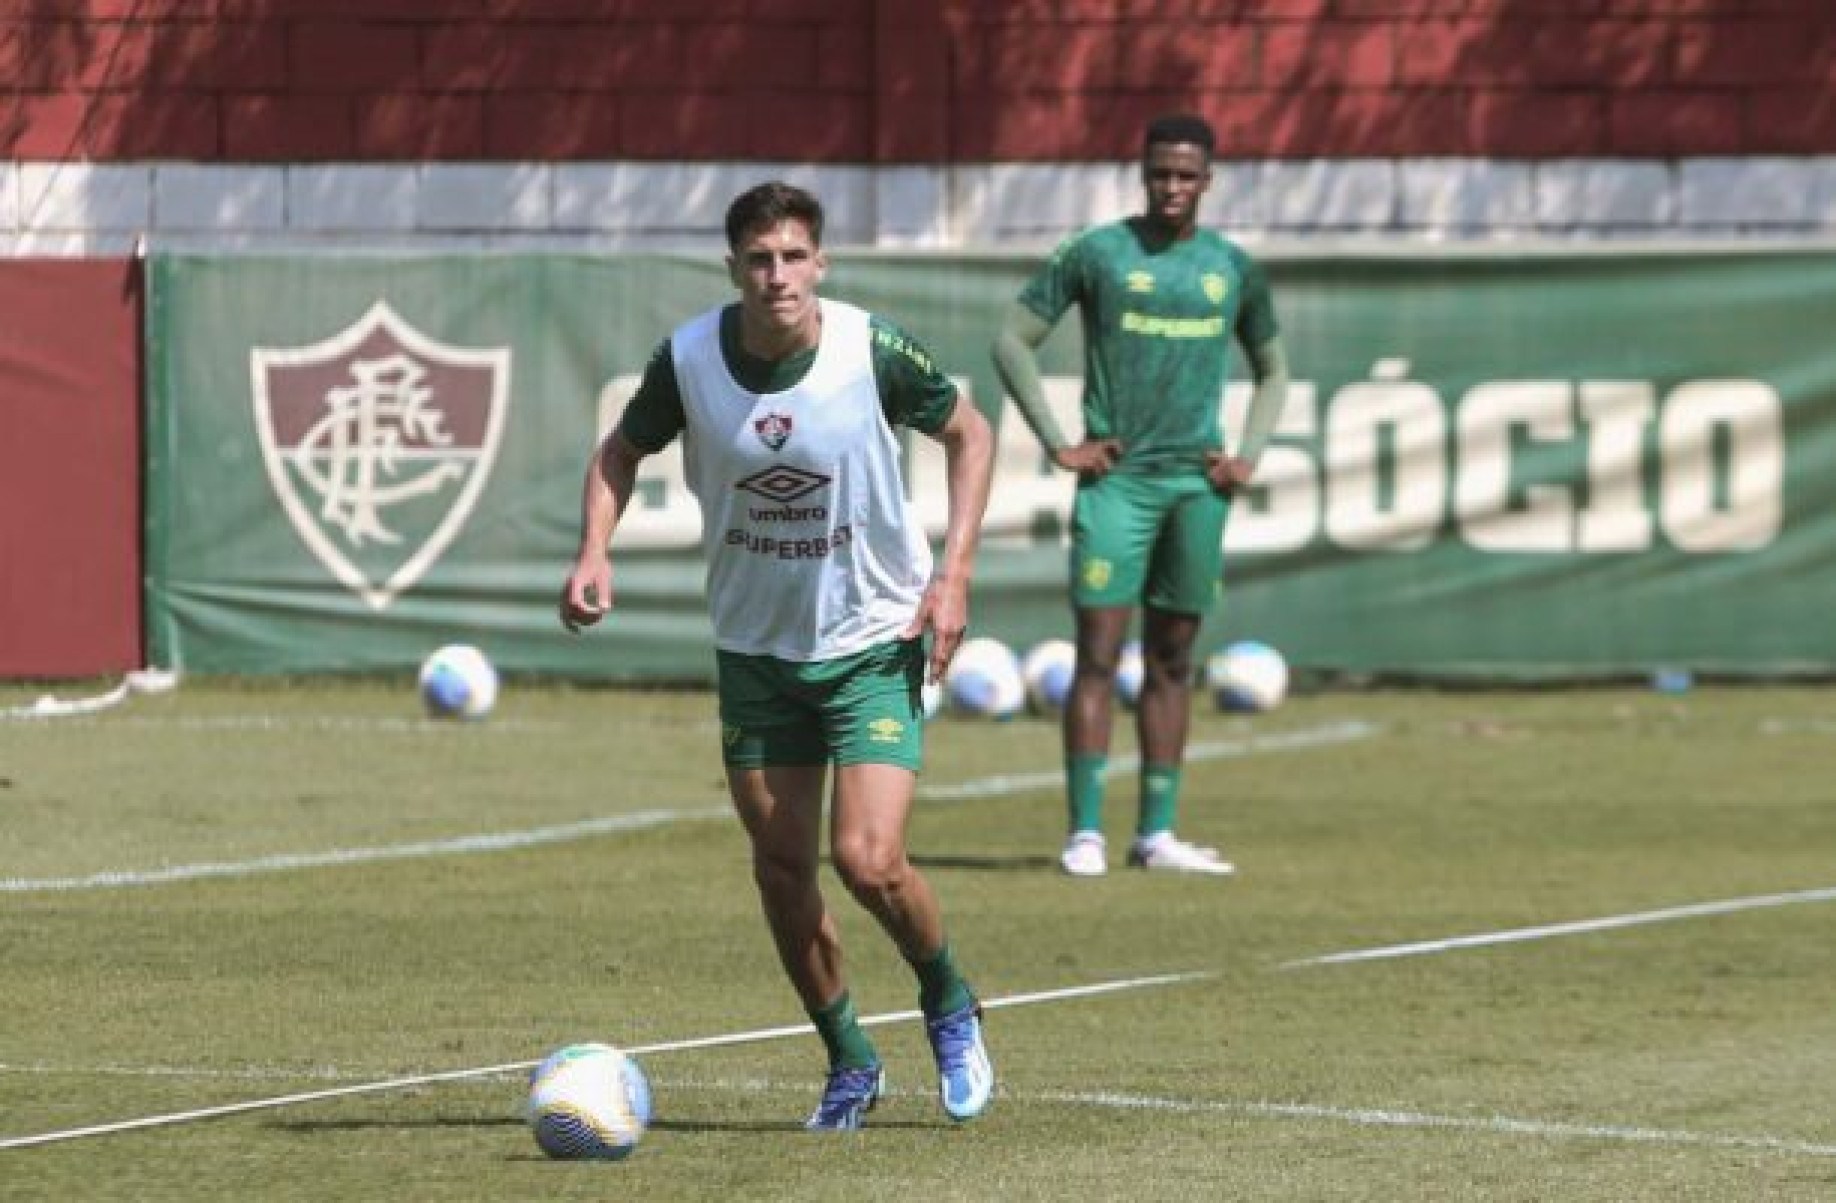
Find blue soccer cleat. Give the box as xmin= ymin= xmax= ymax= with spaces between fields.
xmin=925 ymin=1003 xmax=994 ymax=1122
xmin=804 ymin=1063 xmax=886 ymax=1132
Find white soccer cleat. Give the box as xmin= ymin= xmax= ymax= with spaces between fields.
xmin=925 ymin=1004 xmax=993 ymax=1123
xmin=1127 ymin=833 xmax=1236 ymax=876
xmin=1059 ymin=831 xmax=1108 ymax=877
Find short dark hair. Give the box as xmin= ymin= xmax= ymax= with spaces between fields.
xmin=1143 ymin=113 xmax=1216 ymax=159
xmin=725 ymin=181 xmax=825 ymax=251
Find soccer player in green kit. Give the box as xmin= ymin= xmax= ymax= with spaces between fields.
xmin=562 ymin=183 xmax=996 ymax=1127
xmin=991 ymin=114 xmax=1292 ymax=877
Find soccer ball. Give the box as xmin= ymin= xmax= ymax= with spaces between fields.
xmin=1115 ymin=640 xmax=1144 ymax=710
xmin=526 ymin=1042 xmax=652 ymax=1161
xmin=1021 ymin=639 xmax=1076 ymax=715
xmin=1206 ymin=641 xmax=1289 ymax=713
xmin=944 ymin=637 xmax=1024 ymax=720
xmin=418 ymin=644 xmax=498 ymax=720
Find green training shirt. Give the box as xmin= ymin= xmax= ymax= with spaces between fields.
xmin=1018 ymin=217 xmax=1279 ymax=475
xmin=619 ymin=305 xmax=958 ymax=453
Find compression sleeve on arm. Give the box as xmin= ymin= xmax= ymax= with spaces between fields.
xmin=1236 ymin=334 xmax=1292 ymax=466
xmin=990 ymin=302 xmax=1068 ymax=453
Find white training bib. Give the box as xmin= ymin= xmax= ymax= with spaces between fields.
xmin=669 ymin=298 xmax=932 ymax=661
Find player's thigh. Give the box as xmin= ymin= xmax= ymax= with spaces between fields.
xmin=716 ymin=650 xmax=829 ymax=770
xmin=1145 ymin=481 xmax=1228 ymax=615
xmin=726 ymin=763 xmax=828 ymax=867
xmin=1070 ymin=474 xmax=1159 ymax=607
xmin=829 ymin=760 xmax=919 ymax=873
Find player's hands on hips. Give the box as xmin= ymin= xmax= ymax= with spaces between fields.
xmin=559 ymin=556 xmax=613 ymax=633
xmin=905 ymin=575 xmax=969 ymax=684
xmin=1053 ymin=439 xmax=1122 ymax=480
xmin=1205 ymin=451 xmax=1256 ymax=497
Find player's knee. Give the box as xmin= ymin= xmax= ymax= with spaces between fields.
xmin=1145 ymin=645 xmax=1194 ymax=686
xmin=1076 ymin=650 xmax=1119 ymax=679
xmin=831 ymin=835 xmax=906 ymax=899
xmin=752 ymin=844 xmax=818 ymax=898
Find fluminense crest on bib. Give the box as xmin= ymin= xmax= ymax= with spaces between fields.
xmin=250 ymin=300 xmax=510 ymax=611
xmin=753 ymin=411 xmax=793 ymax=451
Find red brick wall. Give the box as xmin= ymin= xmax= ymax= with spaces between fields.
xmin=1 ymin=0 xmax=1831 ymax=162
xmin=0 ymin=259 xmax=142 ymax=677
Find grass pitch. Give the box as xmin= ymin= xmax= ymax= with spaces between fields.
xmin=3 ymin=680 xmax=1835 ymax=1200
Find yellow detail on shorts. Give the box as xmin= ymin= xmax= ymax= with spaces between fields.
xmin=1202 ymin=273 xmax=1228 ymax=304
xmin=1082 ymin=558 xmax=1113 ymax=590
xmin=722 ymin=724 xmax=742 ymax=747
xmin=867 ymin=717 xmax=906 ymax=744
xmin=1126 ymin=270 xmax=1155 ymax=294
xmin=1120 ymin=311 xmax=1226 ymax=339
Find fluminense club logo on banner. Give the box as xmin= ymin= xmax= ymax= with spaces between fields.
xmin=250 ymin=300 xmax=511 ymax=611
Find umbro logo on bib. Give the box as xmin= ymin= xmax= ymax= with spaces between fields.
xmin=754 ymin=411 xmax=793 ymax=451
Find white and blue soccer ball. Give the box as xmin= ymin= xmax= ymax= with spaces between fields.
xmin=944 ymin=637 xmax=1025 ymax=720
xmin=1115 ymin=640 xmax=1144 ymax=710
xmin=526 ymin=1042 xmax=652 ymax=1161
xmin=1021 ymin=638 xmax=1077 ymax=715
xmin=1206 ymin=640 xmax=1289 ymax=713
xmin=418 ymin=644 xmax=499 ymax=720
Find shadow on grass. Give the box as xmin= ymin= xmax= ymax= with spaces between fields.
xmin=270 ymin=1115 xmax=524 ymax=1133
xmin=908 ymin=853 xmax=1056 ymax=872
xmin=270 ymin=1114 xmax=935 ymax=1138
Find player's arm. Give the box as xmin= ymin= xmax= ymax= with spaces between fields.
xmin=1205 ymin=332 xmax=1291 ymax=496
xmin=994 ymin=234 xmax=1123 ymax=478
xmin=560 ymin=428 xmax=646 ymax=632
xmin=910 ymin=391 xmax=994 ymax=683
xmin=1236 ymin=334 xmax=1291 ymax=465
xmin=990 ymin=302 xmax=1064 ymax=451
xmin=991 ymin=302 xmax=1121 ymax=479
xmin=560 ymin=343 xmax=681 ymax=632
xmin=872 ymin=315 xmax=995 ymax=682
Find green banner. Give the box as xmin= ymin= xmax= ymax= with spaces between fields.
xmin=146 ymin=249 xmax=1836 ymax=680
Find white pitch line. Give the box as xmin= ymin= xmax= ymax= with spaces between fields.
xmin=916 ymin=719 xmax=1377 ymax=801
xmin=0 ymin=809 xmax=731 ymax=894
xmin=0 ymin=1063 xmax=368 ymax=1083
xmin=0 ymin=969 xmax=1211 ymax=1151
xmin=658 ymin=1077 xmax=1836 ymax=1161
xmin=1 ymin=719 xmax=1373 ymax=894
xmin=1284 ymin=885 xmax=1836 ymax=968
xmin=1042 ymin=1092 xmax=1836 ymax=1159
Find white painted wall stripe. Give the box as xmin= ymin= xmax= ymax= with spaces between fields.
xmin=10 ymin=158 xmax=1836 ymax=254
xmin=1284 ymin=886 xmax=1836 ymax=968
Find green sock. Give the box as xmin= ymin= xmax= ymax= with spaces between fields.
xmin=809 ymin=991 xmax=879 ymax=1070
xmin=1138 ymin=763 xmax=1182 ymax=838
xmin=912 ymin=941 xmax=974 ymax=1019
xmin=1067 ymin=754 xmax=1107 ymax=834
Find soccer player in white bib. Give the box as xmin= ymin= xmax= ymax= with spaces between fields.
xmin=560 ymin=182 xmax=996 ymax=1131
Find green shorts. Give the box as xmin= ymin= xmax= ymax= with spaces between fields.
xmin=1070 ymin=471 xmax=1228 ymax=614
xmin=716 ymin=639 xmax=925 ymax=770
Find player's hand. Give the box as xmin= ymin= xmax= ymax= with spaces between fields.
xmin=559 ymin=558 xmax=612 ymax=633
xmin=904 ymin=575 xmax=969 ymax=684
xmin=1205 ymin=451 xmax=1256 ymax=497
xmin=1052 ymin=439 xmax=1122 ymax=480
